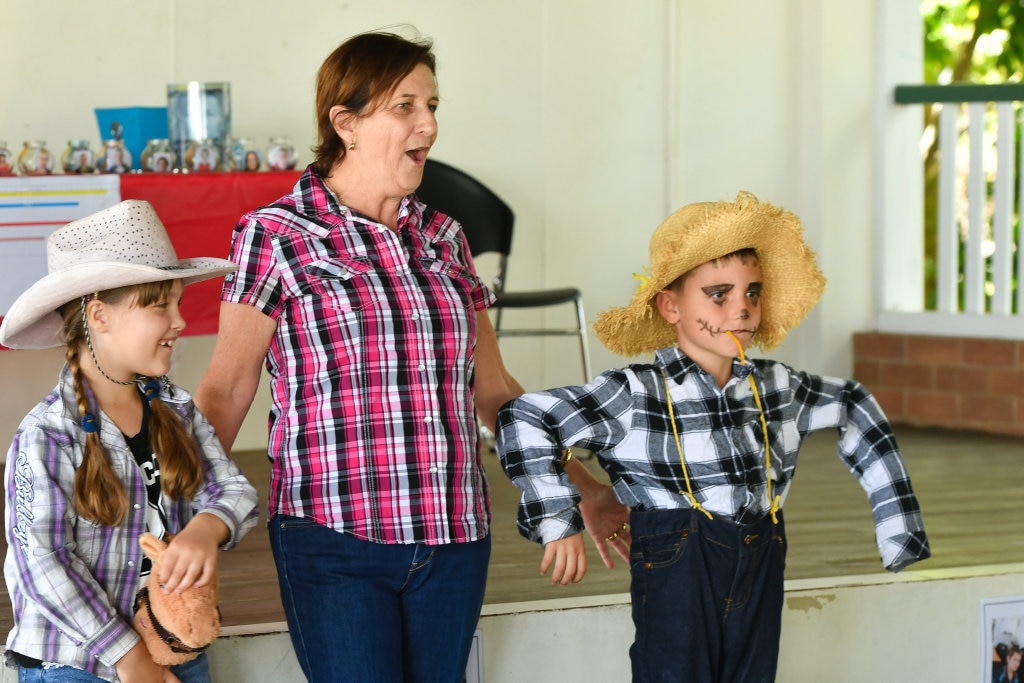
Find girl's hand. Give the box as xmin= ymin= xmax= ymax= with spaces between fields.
xmin=115 ymin=641 xmax=181 ymax=682
xmin=158 ymin=513 xmax=228 ymax=593
xmin=540 ymin=534 xmax=587 ymax=585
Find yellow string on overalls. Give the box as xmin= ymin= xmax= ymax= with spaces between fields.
xmin=661 ymin=370 xmax=713 ymax=519
xmin=726 ymin=331 xmax=780 ymax=524
xmin=662 ymin=333 xmax=779 ymax=525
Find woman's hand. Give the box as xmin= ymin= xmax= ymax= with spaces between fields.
xmin=540 ymin=534 xmax=587 ymax=585
xmin=115 ymin=641 xmax=180 ymax=682
xmin=158 ymin=514 xmax=229 ymax=593
xmin=579 ymin=483 xmax=632 ymax=568
xmin=563 ymin=457 xmax=632 ymax=568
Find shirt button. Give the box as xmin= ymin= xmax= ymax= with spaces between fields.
xmin=127 ymin=560 xmax=136 ymax=568
xmin=424 ymin=415 xmax=433 ymax=423
xmin=430 ymin=466 xmax=438 ymax=473
xmin=417 ymin=363 xmax=425 ymax=371
xmin=133 ymin=504 xmax=141 ymax=510
xmin=411 ymin=312 xmax=420 ymax=320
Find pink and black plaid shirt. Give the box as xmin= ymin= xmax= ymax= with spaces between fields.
xmin=222 ymin=168 xmax=495 ymax=545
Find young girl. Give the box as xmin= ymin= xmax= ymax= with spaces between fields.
xmin=0 ymin=200 xmax=259 ymax=683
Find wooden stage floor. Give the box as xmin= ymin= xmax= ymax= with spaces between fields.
xmin=0 ymin=425 xmax=1020 ymax=633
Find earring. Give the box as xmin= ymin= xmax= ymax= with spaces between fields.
xmin=348 ymin=140 xmax=356 ymax=151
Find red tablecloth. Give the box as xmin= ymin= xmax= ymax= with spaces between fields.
xmin=119 ymin=172 xmax=300 ymax=335
xmin=0 ymin=171 xmax=300 ymax=349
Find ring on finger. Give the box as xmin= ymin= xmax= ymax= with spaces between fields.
xmin=605 ymin=531 xmax=619 ymax=542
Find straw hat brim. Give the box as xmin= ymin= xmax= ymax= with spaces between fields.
xmin=593 ymin=193 xmax=826 ymax=357
xmin=0 ymin=258 xmax=236 ymax=349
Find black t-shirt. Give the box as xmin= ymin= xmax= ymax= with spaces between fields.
xmin=122 ymin=395 xmax=169 ymax=578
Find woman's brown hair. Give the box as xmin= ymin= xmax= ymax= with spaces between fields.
xmin=60 ymin=281 xmax=204 ymax=526
xmin=311 ymin=30 xmax=436 ymax=177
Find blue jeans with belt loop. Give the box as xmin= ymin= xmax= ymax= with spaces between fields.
xmin=629 ymin=508 xmax=787 ymax=683
xmin=269 ymin=514 xmax=491 ymax=683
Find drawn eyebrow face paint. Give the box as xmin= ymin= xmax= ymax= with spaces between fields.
xmin=701 ymin=283 xmax=733 ymax=299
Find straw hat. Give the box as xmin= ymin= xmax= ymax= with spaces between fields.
xmin=0 ymin=200 xmax=236 ymax=349
xmin=593 ymin=192 xmax=826 ymax=357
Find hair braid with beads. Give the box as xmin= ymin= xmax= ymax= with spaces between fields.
xmin=64 ymin=339 xmax=127 ymax=525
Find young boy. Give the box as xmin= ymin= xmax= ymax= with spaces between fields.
xmin=495 ymin=192 xmax=930 ymax=683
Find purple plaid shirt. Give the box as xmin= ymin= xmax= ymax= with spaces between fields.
xmin=4 ymin=367 xmax=258 ymax=680
xmin=222 ymin=167 xmax=495 ymax=545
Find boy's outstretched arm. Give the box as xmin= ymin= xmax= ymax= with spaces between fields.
xmin=793 ymin=371 xmax=931 ymax=571
xmin=495 ymin=370 xmax=637 ymax=572
xmin=541 ymin=534 xmax=587 ymax=585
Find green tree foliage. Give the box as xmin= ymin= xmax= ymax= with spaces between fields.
xmin=924 ymin=0 xmax=1024 ymax=84
xmin=921 ymin=1 xmax=1024 ymax=308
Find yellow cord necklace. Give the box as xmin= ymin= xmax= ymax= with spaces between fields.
xmin=662 ymin=332 xmax=779 ymax=524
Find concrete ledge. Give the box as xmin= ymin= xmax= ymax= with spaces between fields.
xmin=197 ymin=564 xmax=1024 ymax=682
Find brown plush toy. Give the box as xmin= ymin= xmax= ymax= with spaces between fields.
xmin=133 ymin=533 xmax=221 ymax=666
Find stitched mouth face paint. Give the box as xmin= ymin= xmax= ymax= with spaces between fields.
xmin=696 ymin=319 xmax=758 ymax=338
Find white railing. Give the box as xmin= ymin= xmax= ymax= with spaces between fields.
xmin=880 ymin=84 xmax=1024 ymax=340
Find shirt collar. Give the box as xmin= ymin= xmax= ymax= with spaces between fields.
xmin=654 ymin=345 xmax=753 ymax=384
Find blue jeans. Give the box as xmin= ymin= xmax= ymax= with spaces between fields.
xmin=16 ymin=652 xmax=210 ymax=683
xmin=629 ymin=508 xmax=786 ymax=683
xmin=269 ymin=514 xmax=491 ymax=683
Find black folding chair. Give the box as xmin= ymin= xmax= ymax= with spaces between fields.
xmin=416 ymin=158 xmax=592 ymax=382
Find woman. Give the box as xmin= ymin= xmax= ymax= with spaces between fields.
xmin=195 ymin=30 xmax=627 ymax=682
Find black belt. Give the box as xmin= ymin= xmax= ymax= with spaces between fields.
xmin=10 ymin=651 xmax=42 ymax=668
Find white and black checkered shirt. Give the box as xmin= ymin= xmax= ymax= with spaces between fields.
xmin=496 ymin=346 xmax=930 ymax=572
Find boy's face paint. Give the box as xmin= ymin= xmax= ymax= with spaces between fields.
xmin=656 ymin=255 xmax=762 ymax=374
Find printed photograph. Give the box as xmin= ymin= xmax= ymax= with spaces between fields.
xmin=984 ymin=597 xmax=1024 ymax=683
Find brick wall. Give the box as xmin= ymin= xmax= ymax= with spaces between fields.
xmin=853 ymin=332 xmax=1024 ymax=437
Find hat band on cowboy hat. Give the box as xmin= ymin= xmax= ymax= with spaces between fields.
xmin=0 ymin=199 xmax=237 ymax=350
xmin=593 ymin=192 xmax=826 ymax=358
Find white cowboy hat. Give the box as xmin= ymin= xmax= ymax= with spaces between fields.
xmin=0 ymin=199 xmax=237 ymax=349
